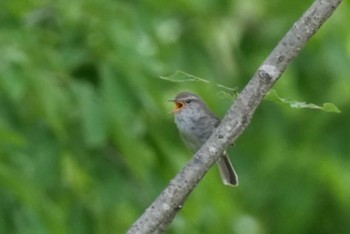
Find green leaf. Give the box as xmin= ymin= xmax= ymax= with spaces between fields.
xmin=322 ymin=103 xmax=341 ymax=113
xmin=265 ymin=89 xmax=341 ymax=113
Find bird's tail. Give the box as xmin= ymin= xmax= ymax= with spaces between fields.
xmin=216 ymin=152 xmax=239 ymax=187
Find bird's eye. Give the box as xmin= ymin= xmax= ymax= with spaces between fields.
xmin=185 ymin=99 xmax=192 ymax=104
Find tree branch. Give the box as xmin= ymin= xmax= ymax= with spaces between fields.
xmin=127 ymin=0 xmax=343 ymax=233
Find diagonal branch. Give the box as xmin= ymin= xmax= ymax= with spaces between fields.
xmin=127 ymin=0 xmax=343 ymax=233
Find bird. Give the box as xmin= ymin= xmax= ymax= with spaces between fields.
xmin=170 ymin=91 xmax=238 ymax=187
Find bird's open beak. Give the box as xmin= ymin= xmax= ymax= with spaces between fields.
xmin=168 ymin=100 xmax=185 ymax=113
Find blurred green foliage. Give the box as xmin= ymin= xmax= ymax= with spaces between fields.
xmin=0 ymin=0 xmax=350 ymax=233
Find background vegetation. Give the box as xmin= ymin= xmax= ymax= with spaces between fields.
xmin=1 ymin=0 xmax=349 ymax=233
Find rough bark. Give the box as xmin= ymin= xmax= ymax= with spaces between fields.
xmin=127 ymin=0 xmax=343 ymax=233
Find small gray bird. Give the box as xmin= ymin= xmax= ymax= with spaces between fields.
xmin=170 ymin=91 xmax=238 ymax=187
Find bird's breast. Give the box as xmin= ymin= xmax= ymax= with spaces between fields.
xmin=175 ymin=113 xmax=215 ymax=150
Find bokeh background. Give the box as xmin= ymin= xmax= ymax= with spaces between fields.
xmin=1 ymin=0 xmax=350 ymax=233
